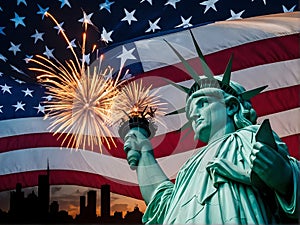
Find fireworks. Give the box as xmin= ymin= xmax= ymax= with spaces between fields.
xmin=110 ymin=79 xmax=166 ymax=139
xmin=29 ymin=12 xmax=122 ymax=152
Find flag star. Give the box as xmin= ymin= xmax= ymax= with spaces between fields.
xmin=121 ymin=9 xmax=137 ymax=25
xmin=13 ymin=101 xmax=26 ymax=111
xmin=54 ymin=22 xmax=65 ymax=34
xmin=10 ymin=65 xmax=25 ymax=74
xmin=0 ymin=27 xmax=5 ymax=35
xmin=226 ymin=10 xmax=245 ymax=20
xmin=146 ymin=18 xmax=161 ymax=33
xmin=165 ymin=0 xmax=181 ymax=9
xmin=78 ymin=12 xmax=94 ymax=26
xmin=99 ymin=0 xmax=115 ymax=13
xmin=82 ymin=53 xmax=91 ymax=65
xmin=14 ymin=79 xmax=25 ymax=84
xmin=282 ymin=5 xmax=296 ymax=13
xmin=117 ymin=46 xmax=136 ymax=67
xmin=43 ymin=95 xmax=53 ymax=101
xmin=200 ymin=0 xmax=219 ymax=13
xmin=43 ymin=46 xmax=54 ymax=59
xmin=8 ymin=42 xmax=21 ymax=55
xmin=22 ymin=88 xmax=34 ymax=97
xmin=0 ymin=105 xmax=3 ymax=113
xmin=0 ymin=6 xmax=2 ymax=11
xmin=31 ymin=29 xmax=44 ymax=43
xmin=24 ymin=55 xmax=33 ymax=63
xmin=67 ymin=39 xmax=77 ymax=49
xmin=0 ymin=84 xmax=12 ymax=94
xmin=140 ymin=0 xmax=152 ymax=5
xmin=0 ymin=72 xmax=3 ymax=77
xmin=101 ymin=27 xmax=113 ymax=43
xmin=37 ymin=4 xmax=49 ymax=20
xmin=59 ymin=0 xmax=71 ymax=8
xmin=175 ymin=16 xmax=193 ymax=28
xmin=10 ymin=12 xmax=26 ymax=28
xmin=17 ymin=0 xmax=27 ymax=6
xmin=0 ymin=53 xmax=7 ymax=62
xmin=251 ymin=0 xmax=266 ymax=5
xmin=34 ymin=104 xmax=45 ymax=114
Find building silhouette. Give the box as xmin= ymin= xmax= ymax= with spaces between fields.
xmin=0 ymin=168 xmax=144 ymax=224
xmin=101 ymin=184 xmax=110 ymax=220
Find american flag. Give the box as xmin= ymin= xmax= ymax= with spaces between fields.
xmin=0 ymin=0 xmax=299 ymax=199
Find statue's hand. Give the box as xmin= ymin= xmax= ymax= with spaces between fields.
xmin=123 ymin=128 xmax=153 ymax=170
xmin=250 ymin=141 xmax=293 ymax=195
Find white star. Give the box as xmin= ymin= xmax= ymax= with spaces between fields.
xmin=37 ymin=4 xmax=49 ymax=20
xmin=175 ymin=16 xmax=193 ymax=28
xmin=67 ymin=39 xmax=77 ymax=49
xmin=0 ymin=105 xmax=3 ymax=113
xmin=282 ymin=5 xmax=296 ymax=13
xmin=140 ymin=0 xmax=152 ymax=5
xmin=10 ymin=12 xmax=26 ymax=28
xmin=54 ymin=22 xmax=65 ymax=34
xmin=24 ymin=55 xmax=33 ymax=63
xmin=34 ymin=104 xmax=45 ymax=114
xmin=200 ymin=0 xmax=219 ymax=13
xmin=81 ymin=53 xmax=91 ymax=65
xmin=251 ymin=0 xmax=266 ymax=5
xmin=99 ymin=0 xmax=115 ymax=13
xmin=43 ymin=46 xmax=54 ymax=59
xmin=59 ymin=0 xmax=71 ymax=8
xmin=13 ymin=101 xmax=26 ymax=111
xmin=8 ymin=42 xmax=21 ymax=55
xmin=101 ymin=27 xmax=113 ymax=43
xmin=0 ymin=26 xmax=5 ymax=35
xmin=165 ymin=0 xmax=181 ymax=9
xmin=43 ymin=95 xmax=53 ymax=101
xmin=0 ymin=53 xmax=7 ymax=62
xmin=146 ymin=18 xmax=161 ymax=33
xmin=22 ymin=88 xmax=34 ymax=97
xmin=0 ymin=84 xmax=12 ymax=94
xmin=31 ymin=29 xmax=44 ymax=43
xmin=117 ymin=46 xmax=136 ymax=67
xmin=121 ymin=9 xmax=137 ymax=25
xmin=10 ymin=65 xmax=25 ymax=74
xmin=226 ymin=10 xmax=245 ymax=20
xmin=17 ymin=0 xmax=27 ymax=6
xmin=78 ymin=12 xmax=94 ymax=26
xmin=0 ymin=72 xmax=3 ymax=77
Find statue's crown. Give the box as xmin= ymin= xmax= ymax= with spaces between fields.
xmin=164 ymin=30 xmax=267 ymax=103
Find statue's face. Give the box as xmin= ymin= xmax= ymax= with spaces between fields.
xmin=188 ymin=93 xmax=228 ymax=143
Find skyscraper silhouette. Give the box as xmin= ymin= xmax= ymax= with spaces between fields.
xmin=87 ymin=190 xmax=97 ymax=219
xmin=37 ymin=160 xmax=50 ymax=220
xmin=101 ymin=184 xmax=110 ymax=220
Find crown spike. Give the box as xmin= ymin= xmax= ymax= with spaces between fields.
xmin=164 ymin=39 xmax=201 ymax=84
xmin=163 ymin=78 xmax=190 ymax=94
xmin=240 ymin=85 xmax=268 ymax=100
xmin=189 ymin=30 xmax=215 ymax=79
xmin=222 ymin=54 xmax=234 ymax=85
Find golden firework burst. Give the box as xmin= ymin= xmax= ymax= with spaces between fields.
xmin=110 ymin=79 xmax=166 ymax=138
xmin=29 ymin=12 xmax=122 ymax=152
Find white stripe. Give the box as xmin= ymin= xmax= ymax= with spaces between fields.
xmin=257 ymin=108 xmax=300 ymax=138
xmin=1 ymin=106 xmax=298 ymax=140
xmin=0 ymin=147 xmax=196 ymax=182
xmin=136 ymin=12 xmax=300 ymax=72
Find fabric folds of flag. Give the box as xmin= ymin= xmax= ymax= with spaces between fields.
xmin=0 ymin=12 xmax=299 ymax=199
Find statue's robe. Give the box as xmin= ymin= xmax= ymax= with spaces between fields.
xmin=143 ymin=125 xmax=299 ymax=224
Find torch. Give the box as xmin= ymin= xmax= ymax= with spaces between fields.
xmin=110 ymin=80 xmax=166 ymax=170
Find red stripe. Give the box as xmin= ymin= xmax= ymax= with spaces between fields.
xmin=0 ymin=170 xmax=143 ymax=199
xmin=134 ymin=34 xmax=300 ymax=88
xmin=281 ymin=135 xmax=300 ymax=159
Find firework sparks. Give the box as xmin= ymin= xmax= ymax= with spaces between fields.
xmin=29 ymin=11 xmax=121 ymax=152
xmin=110 ymin=79 xmax=167 ymax=139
